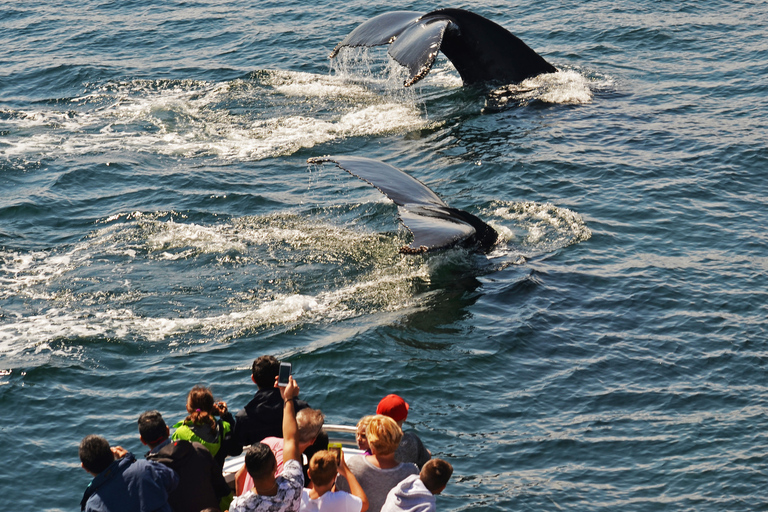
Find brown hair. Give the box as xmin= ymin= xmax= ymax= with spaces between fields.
xmin=184 ymin=385 xmax=216 ymax=429
xmin=366 ymin=415 xmax=402 ymax=456
xmin=420 ymin=458 xmax=453 ymax=494
xmin=308 ymin=450 xmax=338 ymax=487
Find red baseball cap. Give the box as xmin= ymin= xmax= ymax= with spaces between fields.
xmin=377 ymin=394 xmax=409 ymax=422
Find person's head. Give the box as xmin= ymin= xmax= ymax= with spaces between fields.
xmin=79 ymin=435 xmax=114 ymax=475
xmin=366 ymin=414 xmax=403 ymax=456
xmin=251 ymin=355 xmax=280 ymax=389
xmin=184 ymin=385 xmax=216 ymax=428
xmin=251 ymin=356 xmax=280 ymax=389
xmin=138 ymin=410 xmax=169 ymax=447
xmin=296 ymin=408 xmax=325 ymax=446
xmin=420 ymin=458 xmax=453 ymax=495
xmin=376 ymin=394 xmax=409 ymax=424
xmin=307 ymin=450 xmax=337 ymax=487
xmin=244 ymin=442 xmax=277 ymax=481
xmin=356 ymin=415 xmax=375 ymax=452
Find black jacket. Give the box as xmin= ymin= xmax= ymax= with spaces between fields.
xmin=146 ymin=440 xmax=230 ymax=512
xmin=234 ymin=388 xmax=309 ymax=446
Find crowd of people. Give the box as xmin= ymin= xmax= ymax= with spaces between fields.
xmin=79 ymin=355 xmax=453 ymax=512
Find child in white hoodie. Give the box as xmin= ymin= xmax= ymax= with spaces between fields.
xmin=380 ymin=459 xmax=453 ymax=512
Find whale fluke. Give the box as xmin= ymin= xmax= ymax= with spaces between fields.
xmin=329 ymin=9 xmax=556 ymax=87
xmin=307 ymin=156 xmax=498 ymax=254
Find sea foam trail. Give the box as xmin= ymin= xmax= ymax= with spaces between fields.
xmin=0 ymin=71 xmax=432 ymax=162
xmin=0 ymin=199 xmax=590 ymax=358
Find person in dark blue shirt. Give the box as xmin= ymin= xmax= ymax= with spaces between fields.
xmin=79 ymin=434 xmax=178 ymax=512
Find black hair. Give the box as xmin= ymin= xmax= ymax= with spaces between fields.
xmin=251 ymin=355 xmax=280 ymax=389
xmin=79 ymin=435 xmax=114 ymax=474
xmin=138 ymin=410 xmax=168 ymax=444
xmin=244 ymin=442 xmax=277 ymax=480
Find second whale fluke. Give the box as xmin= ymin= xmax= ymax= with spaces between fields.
xmin=308 ymin=155 xmax=498 ymax=254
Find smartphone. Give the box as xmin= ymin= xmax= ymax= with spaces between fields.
xmin=278 ymin=362 xmax=292 ymax=387
xmin=328 ymin=442 xmax=343 ymax=464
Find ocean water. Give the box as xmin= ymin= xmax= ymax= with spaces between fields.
xmin=1 ymin=0 xmax=767 ymax=510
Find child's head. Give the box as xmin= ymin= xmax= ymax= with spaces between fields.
xmin=356 ymin=415 xmax=375 ymax=452
xmin=366 ymin=414 xmax=402 ymax=456
xmin=420 ymin=458 xmax=453 ymax=495
xmin=308 ymin=450 xmax=338 ymax=487
xmin=185 ymin=385 xmax=216 ymax=428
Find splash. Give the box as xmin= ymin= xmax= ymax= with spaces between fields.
xmin=485 ymin=69 xmax=598 ymax=109
xmin=484 ymin=200 xmax=592 ymax=257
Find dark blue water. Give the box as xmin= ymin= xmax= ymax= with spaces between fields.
xmin=2 ymin=1 xmax=767 ymax=510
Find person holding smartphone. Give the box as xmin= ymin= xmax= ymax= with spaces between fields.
xmin=229 ymin=374 xmax=305 ymax=512
xmin=234 ymin=355 xmax=310 ymax=447
xmin=301 ymin=449 xmax=369 ymax=512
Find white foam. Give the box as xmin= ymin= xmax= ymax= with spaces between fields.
xmin=0 ymin=212 xmax=431 ymax=358
xmin=485 ymin=200 xmax=592 ymax=255
xmin=1 ymin=71 xmax=430 ymax=161
xmin=487 ymin=69 xmax=597 ymax=108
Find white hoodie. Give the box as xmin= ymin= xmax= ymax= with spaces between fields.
xmin=380 ymin=474 xmax=436 ymax=512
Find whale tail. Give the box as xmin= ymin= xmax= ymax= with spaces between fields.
xmin=329 ymin=9 xmax=556 ymax=87
xmin=307 ymin=156 xmax=498 ymax=254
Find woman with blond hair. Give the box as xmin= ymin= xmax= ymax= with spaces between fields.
xmin=336 ymin=415 xmax=418 ymax=512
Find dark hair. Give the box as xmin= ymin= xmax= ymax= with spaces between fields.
xmin=251 ymin=355 xmax=280 ymax=389
xmin=79 ymin=435 xmax=114 ymax=474
xmin=420 ymin=458 xmax=453 ymax=494
xmin=184 ymin=385 xmax=217 ymax=429
xmin=245 ymin=442 xmax=276 ymax=480
xmin=303 ymin=429 xmax=329 ymax=464
xmin=138 ymin=410 xmax=168 ymax=445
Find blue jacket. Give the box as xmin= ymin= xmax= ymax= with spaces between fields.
xmin=81 ymin=452 xmax=179 ymax=512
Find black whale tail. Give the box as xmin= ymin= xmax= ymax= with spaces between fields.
xmin=329 ymin=9 xmax=556 ymax=87
xmin=307 ymin=156 xmax=498 ymax=254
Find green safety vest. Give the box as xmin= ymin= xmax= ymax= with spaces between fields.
xmin=171 ymin=419 xmax=231 ymax=457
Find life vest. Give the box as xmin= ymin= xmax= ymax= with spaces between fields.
xmin=171 ymin=419 xmax=231 ymax=457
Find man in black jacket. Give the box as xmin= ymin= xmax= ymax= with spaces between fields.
xmin=138 ymin=410 xmax=231 ymax=512
xmin=234 ymin=355 xmax=309 ymax=446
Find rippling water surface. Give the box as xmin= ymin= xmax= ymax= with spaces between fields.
xmin=1 ymin=1 xmax=767 ymax=510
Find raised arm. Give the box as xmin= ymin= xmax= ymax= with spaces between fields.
xmin=279 ymin=375 xmax=301 ymax=463
xmin=338 ymin=451 xmax=369 ymax=512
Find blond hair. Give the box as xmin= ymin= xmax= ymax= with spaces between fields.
xmin=356 ymin=415 xmax=375 ymax=436
xmin=366 ymin=414 xmax=402 ymax=455
xmin=308 ymin=450 xmax=338 ymax=486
